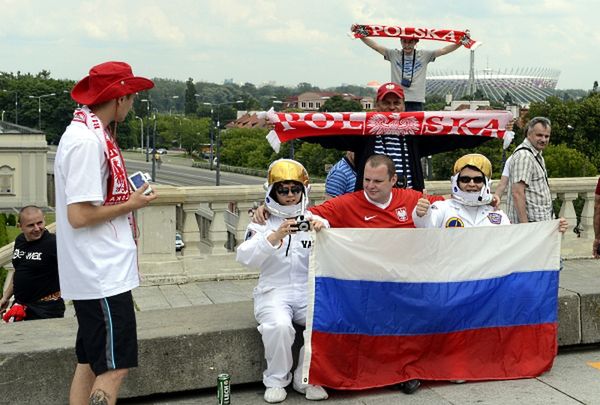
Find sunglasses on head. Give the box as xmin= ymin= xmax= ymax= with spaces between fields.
xmin=276 ymin=185 xmax=303 ymax=195
xmin=458 ymin=175 xmax=485 ymax=184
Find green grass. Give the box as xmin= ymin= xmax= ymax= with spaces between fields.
xmin=6 ymin=227 xmax=20 ymax=242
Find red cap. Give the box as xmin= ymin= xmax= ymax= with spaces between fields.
xmin=71 ymin=61 xmax=154 ymax=105
xmin=376 ymin=82 xmax=405 ymax=102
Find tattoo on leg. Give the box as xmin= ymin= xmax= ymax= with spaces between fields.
xmin=89 ymin=389 xmax=110 ymax=405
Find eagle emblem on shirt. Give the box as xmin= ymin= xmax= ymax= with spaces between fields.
xmin=396 ymin=207 xmax=408 ymax=222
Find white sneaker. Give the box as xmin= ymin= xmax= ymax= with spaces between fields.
xmin=264 ymin=387 xmax=287 ymax=403
xmin=293 ymin=382 xmax=329 ymax=401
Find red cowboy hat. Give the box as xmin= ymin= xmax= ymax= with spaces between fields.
xmin=376 ymin=82 xmax=405 ymax=101
xmin=71 ymin=61 xmax=154 ymax=105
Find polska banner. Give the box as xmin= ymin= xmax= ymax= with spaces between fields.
xmin=351 ymin=24 xmax=480 ymax=49
xmin=264 ymin=110 xmax=514 ymax=152
xmin=302 ymin=221 xmax=562 ymax=389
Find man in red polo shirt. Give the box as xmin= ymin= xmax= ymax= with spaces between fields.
xmin=310 ymin=154 xmax=442 ymax=229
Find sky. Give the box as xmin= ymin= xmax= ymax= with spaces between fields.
xmin=1 ymin=0 xmax=598 ymax=90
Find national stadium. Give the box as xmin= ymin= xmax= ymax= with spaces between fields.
xmin=426 ymin=67 xmax=560 ymax=104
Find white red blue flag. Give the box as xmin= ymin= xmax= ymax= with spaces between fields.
xmin=302 ymin=221 xmax=561 ymax=389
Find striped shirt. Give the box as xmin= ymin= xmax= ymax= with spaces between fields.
xmin=373 ymin=135 xmax=413 ymax=188
xmin=325 ymin=157 xmax=357 ymax=197
xmin=506 ymin=138 xmax=552 ymax=223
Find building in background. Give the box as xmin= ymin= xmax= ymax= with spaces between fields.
xmin=0 ymin=121 xmax=48 ymax=211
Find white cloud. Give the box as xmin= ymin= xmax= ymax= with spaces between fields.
xmin=261 ymin=20 xmax=331 ymax=44
xmin=0 ymin=0 xmax=598 ymax=89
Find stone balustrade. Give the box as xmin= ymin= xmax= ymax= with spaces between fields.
xmin=1 ymin=178 xmax=596 ymax=283
xmin=130 ymin=177 xmax=598 ymax=284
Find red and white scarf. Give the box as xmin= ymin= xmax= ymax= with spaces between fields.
xmin=71 ymin=106 xmax=131 ymax=206
xmin=264 ymin=110 xmax=514 ymax=151
xmin=351 ymin=24 xmax=480 ymax=49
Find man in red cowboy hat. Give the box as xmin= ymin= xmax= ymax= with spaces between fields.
xmin=54 ymin=61 xmax=157 ymax=405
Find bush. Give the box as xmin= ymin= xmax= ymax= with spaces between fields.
xmin=0 ymin=267 xmax=6 ymax=290
xmin=543 ymin=144 xmax=597 ymax=177
xmin=0 ymin=214 xmax=8 ymax=247
xmin=6 ymin=214 xmax=16 ymax=227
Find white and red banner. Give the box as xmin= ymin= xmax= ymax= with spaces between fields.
xmin=351 ymin=24 xmax=480 ymax=49
xmin=264 ymin=110 xmax=514 ymax=152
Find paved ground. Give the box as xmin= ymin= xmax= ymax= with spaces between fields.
xmin=121 ymin=345 xmax=600 ymax=404
xmin=108 ymin=259 xmax=600 ymax=404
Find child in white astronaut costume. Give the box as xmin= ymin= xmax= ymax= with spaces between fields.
xmin=236 ymin=159 xmax=328 ymax=403
xmin=413 ymin=154 xmax=511 ymax=228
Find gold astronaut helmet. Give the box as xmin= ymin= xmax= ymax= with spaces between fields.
xmin=264 ymin=159 xmax=310 ymax=218
xmin=453 ymin=153 xmax=492 ymax=178
xmin=451 ymin=153 xmax=493 ymax=206
xmin=267 ymin=159 xmax=310 ymax=188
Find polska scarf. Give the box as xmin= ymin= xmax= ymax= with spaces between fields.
xmin=71 ymin=106 xmax=131 ymax=205
xmin=351 ymin=24 xmax=480 ymax=49
xmin=263 ymin=110 xmax=514 ymax=152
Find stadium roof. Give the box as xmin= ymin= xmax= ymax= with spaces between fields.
xmin=426 ymin=67 xmax=560 ymax=104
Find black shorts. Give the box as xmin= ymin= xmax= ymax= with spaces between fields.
xmin=25 ymin=299 xmax=65 ymax=320
xmin=73 ymin=291 xmax=138 ymax=376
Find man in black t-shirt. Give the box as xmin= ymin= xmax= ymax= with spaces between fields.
xmin=0 ymin=206 xmax=64 ymax=320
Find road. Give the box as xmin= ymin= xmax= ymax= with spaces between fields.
xmin=47 ymin=150 xmax=265 ymax=187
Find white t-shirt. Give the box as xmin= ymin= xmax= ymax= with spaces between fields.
xmin=384 ymin=48 xmax=436 ymax=103
xmin=54 ymin=122 xmax=139 ymax=300
xmin=502 ymin=155 xmax=513 ymax=178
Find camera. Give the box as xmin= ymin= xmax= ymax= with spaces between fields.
xmin=128 ymin=171 xmax=153 ymax=195
xmin=401 ymin=78 xmax=412 ymax=88
xmin=291 ymin=215 xmax=311 ymax=233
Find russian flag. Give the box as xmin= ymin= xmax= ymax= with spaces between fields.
xmin=302 ymin=221 xmax=561 ymax=389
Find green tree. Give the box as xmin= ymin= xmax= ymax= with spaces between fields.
xmin=431 ymin=139 xmax=507 ymax=180
xmin=319 ymin=95 xmax=363 ymax=112
xmin=544 ymin=144 xmax=597 ymax=177
xmin=424 ymin=94 xmax=446 ymax=111
xmin=220 ymin=127 xmax=275 ymax=169
xmin=294 ymin=142 xmax=344 ymax=178
xmin=296 ymin=82 xmax=320 ymax=93
xmin=179 ymin=117 xmax=210 ymax=154
xmin=184 ymin=78 xmax=198 ymax=115
xmin=528 ymin=93 xmax=600 ymax=169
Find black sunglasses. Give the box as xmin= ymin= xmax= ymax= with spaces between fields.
xmin=458 ymin=176 xmax=485 ymax=184
xmin=276 ymin=185 xmax=303 ymax=195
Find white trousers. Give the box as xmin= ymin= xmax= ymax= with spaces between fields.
xmin=254 ymin=285 xmax=307 ymax=388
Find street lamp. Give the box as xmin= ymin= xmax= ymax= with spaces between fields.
xmin=202 ymin=102 xmax=215 ymax=170
xmin=203 ymin=100 xmax=244 ymax=186
xmin=135 ymin=116 xmax=144 ymax=153
xmin=140 ymin=99 xmax=151 ymax=161
xmin=150 ymin=108 xmax=158 ymax=182
xmin=28 ymin=93 xmax=56 ymax=130
xmin=1 ymin=110 xmax=5 ymax=121
xmin=1 ymin=89 xmax=19 ymax=124
xmin=169 ymin=95 xmax=179 ymax=116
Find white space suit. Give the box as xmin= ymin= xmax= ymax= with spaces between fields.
xmin=413 ymin=198 xmax=511 ymax=228
xmin=236 ymin=211 xmax=313 ymax=388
